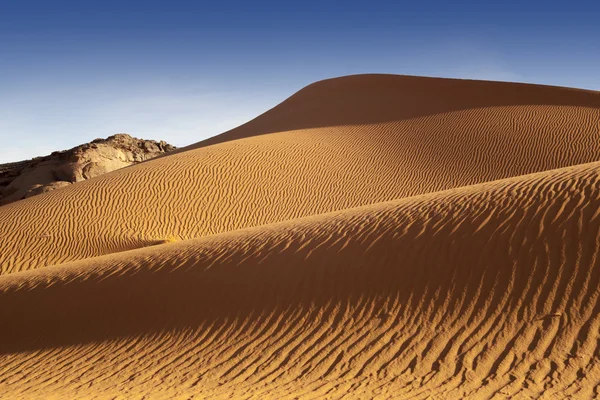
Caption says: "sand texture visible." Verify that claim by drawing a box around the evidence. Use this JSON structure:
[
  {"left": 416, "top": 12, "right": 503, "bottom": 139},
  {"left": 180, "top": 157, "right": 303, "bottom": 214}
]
[{"left": 1, "top": 74, "right": 600, "bottom": 398}]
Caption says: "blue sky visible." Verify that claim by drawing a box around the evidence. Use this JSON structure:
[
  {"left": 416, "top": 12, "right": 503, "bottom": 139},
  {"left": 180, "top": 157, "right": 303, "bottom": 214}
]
[{"left": 1, "top": 0, "right": 598, "bottom": 162}]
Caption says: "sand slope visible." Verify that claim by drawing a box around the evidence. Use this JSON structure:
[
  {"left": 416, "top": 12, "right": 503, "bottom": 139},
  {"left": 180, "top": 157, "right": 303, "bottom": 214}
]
[
  {"left": 1, "top": 75, "right": 600, "bottom": 398},
  {"left": 3, "top": 161, "right": 600, "bottom": 398},
  {"left": 1, "top": 75, "right": 599, "bottom": 274}
]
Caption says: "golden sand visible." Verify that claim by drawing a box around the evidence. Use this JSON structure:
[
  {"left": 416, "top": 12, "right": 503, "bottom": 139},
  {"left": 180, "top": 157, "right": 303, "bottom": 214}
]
[{"left": 1, "top": 74, "right": 600, "bottom": 398}]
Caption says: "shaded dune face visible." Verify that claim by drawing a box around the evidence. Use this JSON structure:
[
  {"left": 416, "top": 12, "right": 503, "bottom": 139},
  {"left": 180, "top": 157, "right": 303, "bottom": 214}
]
[
  {"left": 1, "top": 75, "right": 599, "bottom": 274},
  {"left": 1, "top": 75, "right": 600, "bottom": 399}
]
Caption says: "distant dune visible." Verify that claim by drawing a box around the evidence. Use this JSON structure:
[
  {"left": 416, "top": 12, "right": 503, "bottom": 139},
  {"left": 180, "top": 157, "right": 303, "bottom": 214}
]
[{"left": 1, "top": 74, "right": 600, "bottom": 398}]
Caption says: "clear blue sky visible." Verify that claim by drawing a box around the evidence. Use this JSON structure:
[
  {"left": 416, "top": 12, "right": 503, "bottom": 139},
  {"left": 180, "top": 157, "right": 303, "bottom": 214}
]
[{"left": 1, "top": 0, "right": 598, "bottom": 163}]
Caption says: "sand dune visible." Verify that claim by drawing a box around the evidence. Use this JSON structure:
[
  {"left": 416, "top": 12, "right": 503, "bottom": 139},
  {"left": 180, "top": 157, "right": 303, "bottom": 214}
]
[
  {"left": 1, "top": 75, "right": 599, "bottom": 274},
  {"left": 189, "top": 74, "right": 600, "bottom": 149},
  {"left": 3, "top": 161, "right": 600, "bottom": 398},
  {"left": 1, "top": 74, "right": 600, "bottom": 398}
]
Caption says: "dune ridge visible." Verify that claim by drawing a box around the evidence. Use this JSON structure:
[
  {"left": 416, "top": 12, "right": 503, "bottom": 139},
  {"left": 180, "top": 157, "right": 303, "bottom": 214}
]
[
  {"left": 188, "top": 74, "right": 600, "bottom": 148},
  {"left": 2, "top": 74, "right": 600, "bottom": 398}
]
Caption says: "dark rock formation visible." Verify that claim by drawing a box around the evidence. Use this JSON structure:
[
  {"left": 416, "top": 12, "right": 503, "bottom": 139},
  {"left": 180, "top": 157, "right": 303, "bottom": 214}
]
[{"left": 0, "top": 134, "right": 175, "bottom": 205}]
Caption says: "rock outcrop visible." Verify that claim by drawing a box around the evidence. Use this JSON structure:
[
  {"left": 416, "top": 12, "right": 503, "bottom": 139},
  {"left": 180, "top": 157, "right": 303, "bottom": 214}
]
[{"left": 0, "top": 134, "right": 175, "bottom": 205}]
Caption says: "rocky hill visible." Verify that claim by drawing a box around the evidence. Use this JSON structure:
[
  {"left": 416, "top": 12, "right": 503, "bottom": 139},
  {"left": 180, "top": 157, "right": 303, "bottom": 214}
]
[{"left": 0, "top": 134, "right": 175, "bottom": 205}]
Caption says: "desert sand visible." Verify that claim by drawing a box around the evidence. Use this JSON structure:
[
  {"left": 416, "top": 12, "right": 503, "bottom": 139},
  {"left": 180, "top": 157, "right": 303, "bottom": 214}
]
[{"left": 1, "top": 74, "right": 600, "bottom": 398}]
